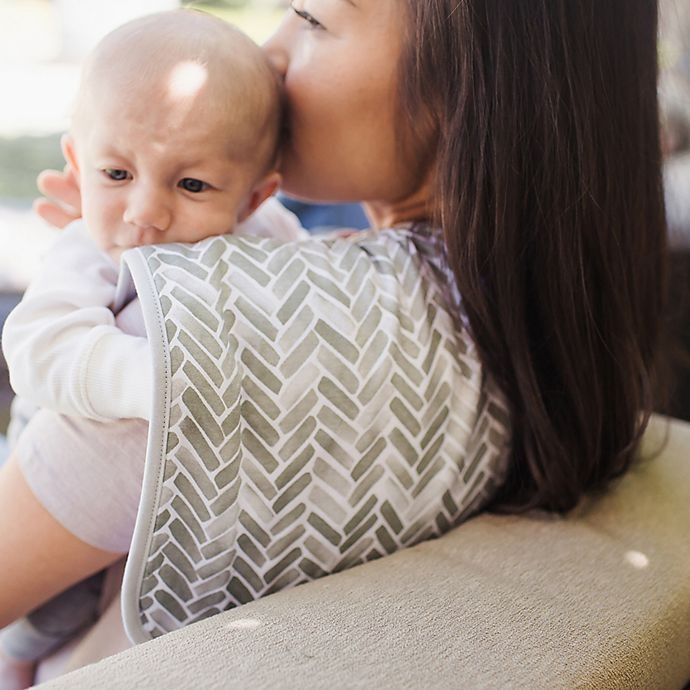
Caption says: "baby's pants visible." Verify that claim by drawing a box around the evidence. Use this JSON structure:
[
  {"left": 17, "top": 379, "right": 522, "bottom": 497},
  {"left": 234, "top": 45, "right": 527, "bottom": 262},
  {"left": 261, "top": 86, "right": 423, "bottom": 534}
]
[{"left": 0, "top": 573, "right": 103, "bottom": 662}]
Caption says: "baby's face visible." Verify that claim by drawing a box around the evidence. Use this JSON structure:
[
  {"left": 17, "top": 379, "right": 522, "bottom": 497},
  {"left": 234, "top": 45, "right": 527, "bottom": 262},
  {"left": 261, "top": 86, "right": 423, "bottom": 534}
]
[{"left": 69, "top": 92, "right": 266, "bottom": 261}]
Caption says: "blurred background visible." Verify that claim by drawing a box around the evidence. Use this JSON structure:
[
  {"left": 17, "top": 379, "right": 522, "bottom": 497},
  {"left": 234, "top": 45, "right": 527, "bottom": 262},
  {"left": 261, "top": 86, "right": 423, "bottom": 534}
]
[{"left": 0, "top": 0, "right": 688, "bottom": 432}]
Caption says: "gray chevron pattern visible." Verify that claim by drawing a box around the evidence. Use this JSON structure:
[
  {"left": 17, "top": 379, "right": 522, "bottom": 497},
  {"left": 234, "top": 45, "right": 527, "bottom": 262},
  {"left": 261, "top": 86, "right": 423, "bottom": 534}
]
[{"left": 131, "top": 227, "right": 510, "bottom": 639}]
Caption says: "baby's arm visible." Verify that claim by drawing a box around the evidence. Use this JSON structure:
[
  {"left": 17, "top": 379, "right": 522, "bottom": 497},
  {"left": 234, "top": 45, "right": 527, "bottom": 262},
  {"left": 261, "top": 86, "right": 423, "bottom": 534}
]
[{"left": 1, "top": 222, "right": 151, "bottom": 421}]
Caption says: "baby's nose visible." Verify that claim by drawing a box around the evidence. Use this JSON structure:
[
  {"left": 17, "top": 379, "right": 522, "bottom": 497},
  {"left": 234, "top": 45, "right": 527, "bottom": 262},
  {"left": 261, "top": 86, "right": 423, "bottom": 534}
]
[{"left": 124, "top": 188, "right": 171, "bottom": 231}]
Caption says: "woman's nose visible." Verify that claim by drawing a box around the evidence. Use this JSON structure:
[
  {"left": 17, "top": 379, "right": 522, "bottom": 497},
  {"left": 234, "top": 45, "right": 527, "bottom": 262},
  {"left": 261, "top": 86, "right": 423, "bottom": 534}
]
[
  {"left": 262, "top": 15, "right": 291, "bottom": 79},
  {"left": 123, "top": 187, "right": 171, "bottom": 231},
  {"left": 264, "top": 44, "right": 288, "bottom": 79}
]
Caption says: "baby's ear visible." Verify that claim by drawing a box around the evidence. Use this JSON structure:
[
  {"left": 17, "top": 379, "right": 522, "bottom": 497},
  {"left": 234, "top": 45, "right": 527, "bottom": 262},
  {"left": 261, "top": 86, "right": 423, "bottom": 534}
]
[
  {"left": 60, "top": 134, "right": 81, "bottom": 183},
  {"left": 238, "top": 171, "right": 281, "bottom": 222}
]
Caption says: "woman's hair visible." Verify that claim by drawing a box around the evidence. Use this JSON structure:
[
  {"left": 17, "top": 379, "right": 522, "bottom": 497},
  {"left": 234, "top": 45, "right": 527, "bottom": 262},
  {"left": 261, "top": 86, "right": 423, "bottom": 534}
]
[{"left": 400, "top": 0, "right": 667, "bottom": 512}]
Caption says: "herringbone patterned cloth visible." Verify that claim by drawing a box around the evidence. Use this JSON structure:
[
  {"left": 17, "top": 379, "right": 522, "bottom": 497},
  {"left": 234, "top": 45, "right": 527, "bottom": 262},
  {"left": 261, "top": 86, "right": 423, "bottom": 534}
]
[{"left": 122, "top": 226, "right": 510, "bottom": 641}]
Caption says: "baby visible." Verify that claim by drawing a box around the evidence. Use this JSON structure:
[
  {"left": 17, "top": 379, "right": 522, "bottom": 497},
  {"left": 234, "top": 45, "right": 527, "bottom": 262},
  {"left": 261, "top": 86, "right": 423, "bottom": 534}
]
[{"left": 0, "top": 10, "right": 305, "bottom": 687}]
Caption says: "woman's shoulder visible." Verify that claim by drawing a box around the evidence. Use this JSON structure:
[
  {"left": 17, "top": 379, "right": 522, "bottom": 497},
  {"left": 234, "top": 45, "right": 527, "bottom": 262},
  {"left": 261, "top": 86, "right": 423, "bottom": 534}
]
[{"left": 128, "top": 221, "right": 468, "bottom": 338}]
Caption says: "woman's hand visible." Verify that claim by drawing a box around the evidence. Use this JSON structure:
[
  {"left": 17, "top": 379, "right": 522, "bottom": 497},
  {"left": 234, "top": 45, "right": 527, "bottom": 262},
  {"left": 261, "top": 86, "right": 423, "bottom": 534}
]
[{"left": 33, "top": 165, "right": 82, "bottom": 228}]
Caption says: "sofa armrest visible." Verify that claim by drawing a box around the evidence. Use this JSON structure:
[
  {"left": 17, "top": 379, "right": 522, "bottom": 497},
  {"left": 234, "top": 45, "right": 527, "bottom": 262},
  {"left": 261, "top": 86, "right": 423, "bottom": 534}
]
[{"left": 42, "top": 415, "right": 690, "bottom": 689}]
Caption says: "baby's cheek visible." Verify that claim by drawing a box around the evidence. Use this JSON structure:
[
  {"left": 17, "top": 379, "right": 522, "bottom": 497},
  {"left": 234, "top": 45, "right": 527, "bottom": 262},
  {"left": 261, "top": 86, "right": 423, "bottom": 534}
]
[
  {"left": 82, "top": 193, "right": 119, "bottom": 252},
  {"left": 212, "top": 202, "right": 242, "bottom": 237},
  {"left": 180, "top": 204, "right": 238, "bottom": 242},
  {"left": 85, "top": 220, "right": 113, "bottom": 254}
]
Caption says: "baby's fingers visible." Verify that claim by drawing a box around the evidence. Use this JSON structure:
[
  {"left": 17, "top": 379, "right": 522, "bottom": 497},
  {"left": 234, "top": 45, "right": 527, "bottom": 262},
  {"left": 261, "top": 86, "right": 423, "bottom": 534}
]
[
  {"left": 37, "top": 167, "right": 81, "bottom": 212},
  {"left": 35, "top": 166, "right": 82, "bottom": 228},
  {"left": 33, "top": 197, "right": 80, "bottom": 229}
]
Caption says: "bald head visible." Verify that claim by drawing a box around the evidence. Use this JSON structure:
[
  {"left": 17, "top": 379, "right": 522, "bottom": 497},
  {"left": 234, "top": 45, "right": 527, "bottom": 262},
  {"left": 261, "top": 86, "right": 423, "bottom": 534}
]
[{"left": 72, "top": 10, "right": 281, "bottom": 172}]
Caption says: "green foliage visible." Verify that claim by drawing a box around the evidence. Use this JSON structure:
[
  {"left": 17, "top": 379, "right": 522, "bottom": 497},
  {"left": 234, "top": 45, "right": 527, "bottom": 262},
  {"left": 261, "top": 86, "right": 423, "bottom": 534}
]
[
  {"left": 0, "top": 133, "right": 64, "bottom": 199},
  {"left": 182, "top": 3, "right": 283, "bottom": 43},
  {"left": 192, "top": 0, "right": 251, "bottom": 7}
]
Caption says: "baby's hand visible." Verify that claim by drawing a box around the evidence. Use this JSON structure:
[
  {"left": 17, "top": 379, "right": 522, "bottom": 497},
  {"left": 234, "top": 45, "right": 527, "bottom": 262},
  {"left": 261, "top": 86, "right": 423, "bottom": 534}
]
[{"left": 33, "top": 165, "right": 81, "bottom": 229}]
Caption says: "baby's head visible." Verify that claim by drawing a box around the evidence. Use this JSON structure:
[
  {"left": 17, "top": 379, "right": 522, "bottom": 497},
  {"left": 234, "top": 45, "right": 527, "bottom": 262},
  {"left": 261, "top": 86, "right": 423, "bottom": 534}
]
[{"left": 63, "top": 11, "right": 281, "bottom": 259}]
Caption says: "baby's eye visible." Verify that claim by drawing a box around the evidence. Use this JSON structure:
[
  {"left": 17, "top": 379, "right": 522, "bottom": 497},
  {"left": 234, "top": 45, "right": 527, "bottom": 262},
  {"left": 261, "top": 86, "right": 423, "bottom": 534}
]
[
  {"left": 290, "top": 3, "right": 324, "bottom": 29},
  {"left": 178, "top": 178, "right": 209, "bottom": 193},
  {"left": 103, "top": 168, "right": 131, "bottom": 181}
]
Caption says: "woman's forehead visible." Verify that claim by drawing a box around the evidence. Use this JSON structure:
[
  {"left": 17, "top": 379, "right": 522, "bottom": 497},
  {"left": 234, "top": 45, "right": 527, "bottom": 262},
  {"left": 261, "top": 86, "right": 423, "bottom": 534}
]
[
  {"left": 329, "top": 0, "right": 401, "bottom": 19},
  {"left": 349, "top": 0, "right": 406, "bottom": 36}
]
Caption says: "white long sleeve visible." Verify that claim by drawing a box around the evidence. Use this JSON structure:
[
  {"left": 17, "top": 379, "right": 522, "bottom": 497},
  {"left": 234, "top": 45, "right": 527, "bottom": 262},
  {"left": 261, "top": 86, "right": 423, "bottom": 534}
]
[{"left": 1, "top": 221, "right": 152, "bottom": 421}]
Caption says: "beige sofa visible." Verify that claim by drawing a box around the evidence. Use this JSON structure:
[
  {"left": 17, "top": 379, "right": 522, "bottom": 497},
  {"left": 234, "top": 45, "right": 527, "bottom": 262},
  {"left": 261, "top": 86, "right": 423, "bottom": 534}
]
[{"left": 41, "top": 415, "right": 690, "bottom": 689}]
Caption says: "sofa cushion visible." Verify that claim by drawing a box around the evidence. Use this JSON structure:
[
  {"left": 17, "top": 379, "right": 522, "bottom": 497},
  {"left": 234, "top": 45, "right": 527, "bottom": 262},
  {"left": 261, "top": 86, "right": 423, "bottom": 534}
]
[{"left": 42, "top": 415, "right": 690, "bottom": 689}]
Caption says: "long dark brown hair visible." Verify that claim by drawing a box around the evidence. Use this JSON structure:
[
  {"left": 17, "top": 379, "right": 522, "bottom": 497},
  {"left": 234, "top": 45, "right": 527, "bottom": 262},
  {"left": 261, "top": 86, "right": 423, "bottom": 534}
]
[{"left": 400, "top": 0, "right": 667, "bottom": 512}]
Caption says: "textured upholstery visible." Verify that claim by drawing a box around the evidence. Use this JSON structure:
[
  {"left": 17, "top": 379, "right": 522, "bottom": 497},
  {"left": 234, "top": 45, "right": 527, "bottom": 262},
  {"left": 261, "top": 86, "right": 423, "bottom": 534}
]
[{"left": 41, "top": 416, "right": 690, "bottom": 689}]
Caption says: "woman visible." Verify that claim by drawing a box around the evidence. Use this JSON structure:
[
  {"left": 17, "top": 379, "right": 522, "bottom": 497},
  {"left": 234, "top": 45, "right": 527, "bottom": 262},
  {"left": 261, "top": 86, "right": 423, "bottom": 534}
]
[{"left": 0, "top": 0, "right": 665, "bottom": 637}]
